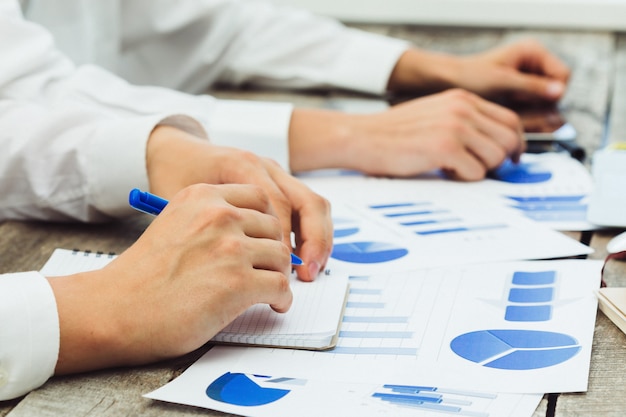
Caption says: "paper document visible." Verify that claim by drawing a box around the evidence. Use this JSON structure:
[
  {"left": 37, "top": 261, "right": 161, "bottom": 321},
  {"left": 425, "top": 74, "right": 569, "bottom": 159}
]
[
  {"left": 146, "top": 347, "right": 544, "bottom": 417},
  {"left": 176, "top": 259, "right": 601, "bottom": 394}
]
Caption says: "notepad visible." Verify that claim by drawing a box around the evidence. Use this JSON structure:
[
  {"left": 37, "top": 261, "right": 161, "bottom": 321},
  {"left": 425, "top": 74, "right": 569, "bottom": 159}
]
[{"left": 40, "top": 248, "right": 349, "bottom": 350}]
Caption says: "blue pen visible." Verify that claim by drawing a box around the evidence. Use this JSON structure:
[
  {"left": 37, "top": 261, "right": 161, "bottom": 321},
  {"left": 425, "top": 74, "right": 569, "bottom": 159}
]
[{"left": 128, "top": 188, "right": 304, "bottom": 266}]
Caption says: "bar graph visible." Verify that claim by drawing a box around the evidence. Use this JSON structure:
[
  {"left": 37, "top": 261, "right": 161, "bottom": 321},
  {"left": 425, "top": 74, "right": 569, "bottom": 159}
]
[
  {"left": 504, "top": 195, "right": 588, "bottom": 223},
  {"left": 367, "top": 201, "right": 511, "bottom": 238},
  {"left": 320, "top": 273, "right": 431, "bottom": 358},
  {"left": 371, "top": 384, "right": 497, "bottom": 416}
]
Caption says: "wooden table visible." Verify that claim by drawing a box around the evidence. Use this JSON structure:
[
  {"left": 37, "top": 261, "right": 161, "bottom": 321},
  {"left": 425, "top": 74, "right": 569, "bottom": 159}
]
[{"left": 2, "top": 25, "right": 626, "bottom": 417}]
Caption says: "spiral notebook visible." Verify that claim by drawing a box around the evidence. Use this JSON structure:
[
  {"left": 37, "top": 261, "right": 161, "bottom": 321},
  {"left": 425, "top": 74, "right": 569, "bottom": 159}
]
[{"left": 41, "top": 248, "right": 349, "bottom": 350}]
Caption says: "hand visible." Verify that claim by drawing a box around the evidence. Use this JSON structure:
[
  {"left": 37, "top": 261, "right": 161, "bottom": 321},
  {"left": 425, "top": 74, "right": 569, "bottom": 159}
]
[
  {"left": 388, "top": 38, "right": 571, "bottom": 102},
  {"left": 146, "top": 125, "right": 333, "bottom": 281},
  {"left": 48, "top": 184, "right": 294, "bottom": 373},
  {"left": 289, "top": 89, "right": 524, "bottom": 181}
]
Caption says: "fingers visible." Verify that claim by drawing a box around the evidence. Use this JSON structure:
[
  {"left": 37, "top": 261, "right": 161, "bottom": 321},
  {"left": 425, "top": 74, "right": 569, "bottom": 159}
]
[
  {"left": 495, "top": 39, "right": 571, "bottom": 101},
  {"left": 472, "top": 97, "right": 526, "bottom": 161},
  {"left": 247, "top": 269, "right": 294, "bottom": 313},
  {"left": 517, "top": 39, "right": 570, "bottom": 83},
  {"left": 263, "top": 159, "right": 334, "bottom": 282},
  {"left": 219, "top": 151, "right": 294, "bottom": 248},
  {"left": 437, "top": 90, "right": 525, "bottom": 180}
]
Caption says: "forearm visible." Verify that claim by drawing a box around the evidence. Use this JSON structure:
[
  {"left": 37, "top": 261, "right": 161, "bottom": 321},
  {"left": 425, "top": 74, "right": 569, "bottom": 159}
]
[
  {"left": 47, "top": 270, "right": 130, "bottom": 374},
  {"left": 387, "top": 48, "right": 460, "bottom": 93},
  {"left": 288, "top": 108, "right": 359, "bottom": 173}
]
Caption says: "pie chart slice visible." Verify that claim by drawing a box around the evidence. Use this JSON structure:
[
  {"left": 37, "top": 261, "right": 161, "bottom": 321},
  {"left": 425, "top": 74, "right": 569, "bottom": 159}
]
[
  {"left": 490, "top": 160, "right": 552, "bottom": 183},
  {"left": 333, "top": 218, "right": 360, "bottom": 238},
  {"left": 206, "top": 372, "right": 290, "bottom": 406},
  {"left": 331, "top": 241, "right": 409, "bottom": 264},
  {"left": 450, "top": 329, "right": 581, "bottom": 370}
]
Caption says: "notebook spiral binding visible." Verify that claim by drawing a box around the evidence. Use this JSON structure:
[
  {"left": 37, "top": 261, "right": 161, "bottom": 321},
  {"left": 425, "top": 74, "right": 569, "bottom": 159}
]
[{"left": 71, "top": 248, "right": 116, "bottom": 258}]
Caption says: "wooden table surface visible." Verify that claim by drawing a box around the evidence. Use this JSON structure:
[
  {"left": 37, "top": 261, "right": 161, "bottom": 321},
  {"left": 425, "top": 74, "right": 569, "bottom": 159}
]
[{"left": 2, "top": 25, "right": 626, "bottom": 417}]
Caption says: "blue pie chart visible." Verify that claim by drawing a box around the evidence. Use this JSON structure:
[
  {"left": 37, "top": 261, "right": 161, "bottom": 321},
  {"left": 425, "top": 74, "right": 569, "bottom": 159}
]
[
  {"left": 490, "top": 160, "right": 552, "bottom": 183},
  {"left": 450, "top": 329, "right": 580, "bottom": 370},
  {"left": 331, "top": 241, "right": 409, "bottom": 264},
  {"left": 333, "top": 217, "right": 360, "bottom": 238},
  {"left": 206, "top": 372, "right": 290, "bottom": 406}
]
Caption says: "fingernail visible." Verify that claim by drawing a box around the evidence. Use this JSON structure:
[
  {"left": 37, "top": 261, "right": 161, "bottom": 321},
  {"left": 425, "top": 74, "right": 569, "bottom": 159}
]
[
  {"left": 546, "top": 81, "right": 564, "bottom": 98},
  {"left": 308, "top": 261, "right": 320, "bottom": 278}
]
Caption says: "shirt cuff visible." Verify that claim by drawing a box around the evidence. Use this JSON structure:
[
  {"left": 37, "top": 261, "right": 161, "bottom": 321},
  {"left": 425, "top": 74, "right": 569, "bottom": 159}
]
[
  {"left": 328, "top": 29, "right": 410, "bottom": 95},
  {"left": 0, "top": 272, "right": 59, "bottom": 400},
  {"left": 204, "top": 99, "right": 294, "bottom": 171},
  {"left": 84, "top": 114, "right": 207, "bottom": 218}
]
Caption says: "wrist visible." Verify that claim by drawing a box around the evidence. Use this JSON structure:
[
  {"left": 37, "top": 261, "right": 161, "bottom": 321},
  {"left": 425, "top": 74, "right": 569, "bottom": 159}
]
[
  {"left": 48, "top": 270, "right": 128, "bottom": 374},
  {"left": 288, "top": 108, "right": 382, "bottom": 174},
  {"left": 288, "top": 108, "right": 356, "bottom": 172},
  {"left": 146, "top": 125, "right": 209, "bottom": 198},
  {"left": 387, "top": 48, "right": 460, "bottom": 93}
]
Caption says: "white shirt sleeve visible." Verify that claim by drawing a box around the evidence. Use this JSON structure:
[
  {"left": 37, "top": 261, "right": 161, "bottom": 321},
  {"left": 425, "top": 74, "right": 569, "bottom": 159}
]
[
  {"left": 118, "top": 0, "right": 409, "bottom": 166},
  {"left": 0, "top": 4, "right": 208, "bottom": 222},
  {"left": 118, "top": 0, "right": 410, "bottom": 95},
  {"left": 21, "top": 0, "right": 410, "bottom": 169},
  {"left": 0, "top": 272, "right": 59, "bottom": 401}
]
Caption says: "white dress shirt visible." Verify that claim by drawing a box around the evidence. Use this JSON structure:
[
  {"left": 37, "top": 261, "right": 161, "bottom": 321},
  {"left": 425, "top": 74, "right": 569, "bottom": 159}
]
[
  {"left": 0, "top": 0, "right": 409, "bottom": 400},
  {"left": 21, "top": 0, "right": 410, "bottom": 168}
]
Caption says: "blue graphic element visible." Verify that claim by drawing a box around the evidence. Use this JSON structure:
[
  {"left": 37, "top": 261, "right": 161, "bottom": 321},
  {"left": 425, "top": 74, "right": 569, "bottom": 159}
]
[
  {"left": 510, "top": 202, "right": 587, "bottom": 212},
  {"left": 504, "top": 270, "right": 556, "bottom": 322},
  {"left": 343, "top": 315, "right": 408, "bottom": 323},
  {"left": 450, "top": 330, "right": 581, "bottom": 370},
  {"left": 206, "top": 372, "right": 290, "bottom": 406},
  {"left": 490, "top": 160, "right": 552, "bottom": 183},
  {"left": 331, "top": 241, "right": 408, "bottom": 264},
  {"left": 520, "top": 210, "right": 588, "bottom": 222},
  {"left": 508, "top": 287, "right": 554, "bottom": 303},
  {"left": 507, "top": 195, "right": 586, "bottom": 203},
  {"left": 370, "top": 203, "right": 424, "bottom": 209},
  {"left": 329, "top": 346, "right": 418, "bottom": 355},
  {"left": 332, "top": 218, "right": 360, "bottom": 238},
  {"left": 415, "top": 223, "right": 508, "bottom": 235},
  {"left": 334, "top": 227, "right": 360, "bottom": 238},
  {"left": 512, "top": 271, "right": 556, "bottom": 285},
  {"left": 505, "top": 305, "right": 552, "bottom": 321},
  {"left": 384, "top": 210, "right": 445, "bottom": 217},
  {"left": 372, "top": 385, "right": 495, "bottom": 413},
  {"left": 339, "top": 331, "right": 414, "bottom": 338},
  {"left": 346, "top": 301, "right": 385, "bottom": 309},
  {"left": 505, "top": 195, "right": 589, "bottom": 223}
]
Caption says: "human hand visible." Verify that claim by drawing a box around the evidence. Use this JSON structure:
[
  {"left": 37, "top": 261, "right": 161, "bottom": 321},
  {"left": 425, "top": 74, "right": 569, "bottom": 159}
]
[
  {"left": 388, "top": 38, "right": 570, "bottom": 103},
  {"left": 48, "top": 184, "right": 294, "bottom": 373},
  {"left": 146, "top": 125, "right": 332, "bottom": 282},
  {"left": 289, "top": 89, "right": 524, "bottom": 181}
]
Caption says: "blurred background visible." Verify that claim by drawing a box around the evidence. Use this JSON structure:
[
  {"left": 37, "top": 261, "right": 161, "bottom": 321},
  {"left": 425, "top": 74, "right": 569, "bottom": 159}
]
[{"left": 273, "top": 0, "right": 626, "bottom": 30}]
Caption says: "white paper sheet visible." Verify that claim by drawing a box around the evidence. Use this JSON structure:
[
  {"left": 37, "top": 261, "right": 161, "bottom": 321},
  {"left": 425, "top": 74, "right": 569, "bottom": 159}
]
[
  {"left": 163, "top": 259, "right": 600, "bottom": 395},
  {"left": 304, "top": 179, "right": 591, "bottom": 276},
  {"left": 146, "top": 348, "right": 543, "bottom": 417},
  {"left": 299, "top": 152, "right": 596, "bottom": 232}
]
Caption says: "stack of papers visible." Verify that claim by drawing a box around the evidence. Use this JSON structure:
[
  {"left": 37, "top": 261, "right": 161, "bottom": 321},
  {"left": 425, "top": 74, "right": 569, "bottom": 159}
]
[{"left": 45, "top": 153, "right": 603, "bottom": 417}]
